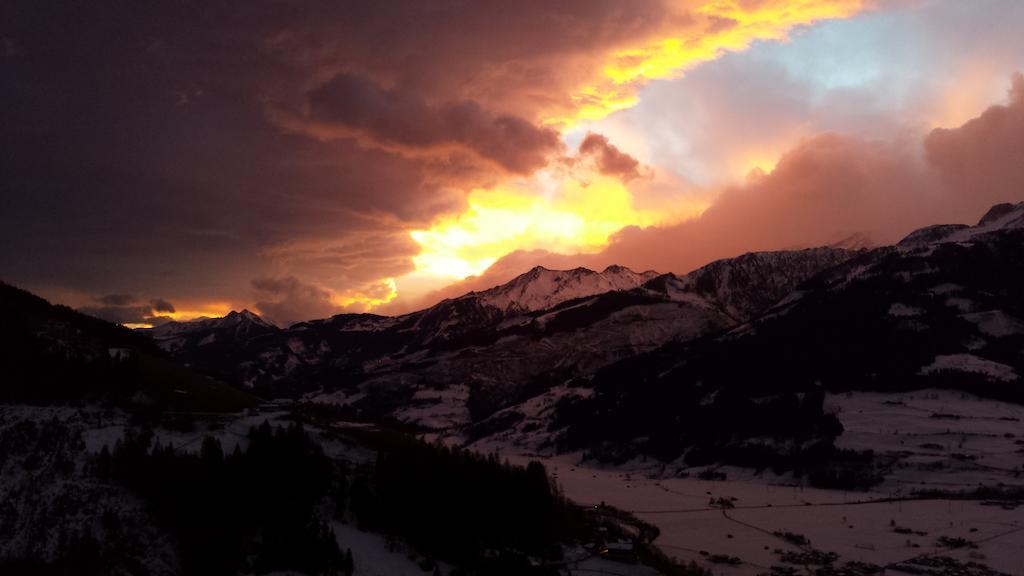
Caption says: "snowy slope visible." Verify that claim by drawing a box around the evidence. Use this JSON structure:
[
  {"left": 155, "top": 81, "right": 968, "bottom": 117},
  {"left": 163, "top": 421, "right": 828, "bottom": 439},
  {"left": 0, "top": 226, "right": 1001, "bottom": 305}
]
[
  {"left": 469, "top": 265, "right": 660, "bottom": 313},
  {"left": 0, "top": 406, "right": 179, "bottom": 574},
  {"left": 647, "top": 247, "right": 855, "bottom": 322},
  {"left": 898, "top": 201, "right": 1024, "bottom": 247},
  {"left": 545, "top": 202, "right": 1024, "bottom": 471}
]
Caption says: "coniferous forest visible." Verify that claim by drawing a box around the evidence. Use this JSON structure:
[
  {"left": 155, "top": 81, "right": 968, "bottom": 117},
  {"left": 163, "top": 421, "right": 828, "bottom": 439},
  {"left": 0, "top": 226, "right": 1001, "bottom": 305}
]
[{"left": 49, "top": 422, "right": 587, "bottom": 576}]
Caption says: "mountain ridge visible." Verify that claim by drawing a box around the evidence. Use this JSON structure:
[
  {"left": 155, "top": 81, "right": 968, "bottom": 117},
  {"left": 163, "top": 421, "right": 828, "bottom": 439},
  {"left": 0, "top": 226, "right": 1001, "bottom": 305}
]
[{"left": 117, "top": 202, "right": 1024, "bottom": 448}]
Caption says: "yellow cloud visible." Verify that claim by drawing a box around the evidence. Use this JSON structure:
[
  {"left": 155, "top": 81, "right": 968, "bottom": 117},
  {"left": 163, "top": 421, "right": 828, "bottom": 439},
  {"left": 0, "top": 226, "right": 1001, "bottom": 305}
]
[
  {"left": 410, "top": 177, "right": 663, "bottom": 279},
  {"left": 549, "top": 0, "right": 868, "bottom": 127},
  {"left": 119, "top": 302, "right": 237, "bottom": 329},
  {"left": 330, "top": 278, "right": 398, "bottom": 311}
]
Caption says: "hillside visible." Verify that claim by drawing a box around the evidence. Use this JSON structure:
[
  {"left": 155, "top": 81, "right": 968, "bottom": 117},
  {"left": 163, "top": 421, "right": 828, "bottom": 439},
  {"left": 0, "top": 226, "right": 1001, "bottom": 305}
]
[{"left": 0, "top": 282, "right": 258, "bottom": 412}]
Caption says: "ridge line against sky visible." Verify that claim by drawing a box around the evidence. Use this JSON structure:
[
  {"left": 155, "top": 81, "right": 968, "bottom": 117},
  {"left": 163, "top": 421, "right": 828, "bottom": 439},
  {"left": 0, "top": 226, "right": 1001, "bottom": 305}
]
[{"left": 3, "top": 0, "right": 1024, "bottom": 327}]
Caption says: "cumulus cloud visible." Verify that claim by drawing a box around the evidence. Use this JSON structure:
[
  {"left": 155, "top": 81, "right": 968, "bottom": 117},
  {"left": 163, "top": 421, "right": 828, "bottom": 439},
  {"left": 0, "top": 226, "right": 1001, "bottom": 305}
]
[
  {"left": 600, "top": 75, "right": 1024, "bottom": 270},
  {"left": 576, "top": 133, "right": 643, "bottom": 182},
  {"left": 923, "top": 73, "right": 1024, "bottom": 214},
  {"left": 596, "top": 135, "right": 934, "bottom": 273},
  {"left": 97, "top": 294, "right": 135, "bottom": 306},
  {"left": 149, "top": 298, "right": 176, "bottom": 313}
]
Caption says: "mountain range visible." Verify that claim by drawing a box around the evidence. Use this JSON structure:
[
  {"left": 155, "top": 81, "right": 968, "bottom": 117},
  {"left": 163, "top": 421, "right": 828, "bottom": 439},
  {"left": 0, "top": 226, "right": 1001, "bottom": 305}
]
[
  {"left": 126, "top": 202, "right": 1024, "bottom": 467},
  {"left": 2, "top": 202, "right": 1021, "bottom": 470}
]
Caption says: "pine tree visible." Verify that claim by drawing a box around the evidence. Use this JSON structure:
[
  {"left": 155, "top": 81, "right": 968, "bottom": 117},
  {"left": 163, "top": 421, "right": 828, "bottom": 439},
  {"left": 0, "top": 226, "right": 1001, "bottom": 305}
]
[{"left": 343, "top": 548, "right": 354, "bottom": 576}]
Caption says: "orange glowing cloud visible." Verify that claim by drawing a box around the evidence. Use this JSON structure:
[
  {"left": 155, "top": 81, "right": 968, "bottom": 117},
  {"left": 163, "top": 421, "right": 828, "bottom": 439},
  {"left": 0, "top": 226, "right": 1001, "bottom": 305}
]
[
  {"left": 329, "top": 278, "right": 398, "bottom": 311},
  {"left": 159, "top": 303, "right": 235, "bottom": 322}
]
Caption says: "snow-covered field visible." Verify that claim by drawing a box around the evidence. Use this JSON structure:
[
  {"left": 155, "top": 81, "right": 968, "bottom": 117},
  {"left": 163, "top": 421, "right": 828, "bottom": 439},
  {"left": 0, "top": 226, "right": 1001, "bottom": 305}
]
[
  {"left": 495, "top": 389, "right": 1024, "bottom": 575},
  {"left": 496, "top": 454, "right": 1024, "bottom": 575},
  {"left": 331, "top": 521, "right": 444, "bottom": 576},
  {"left": 394, "top": 384, "right": 471, "bottom": 430},
  {"left": 828, "top": 389, "right": 1024, "bottom": 491}
]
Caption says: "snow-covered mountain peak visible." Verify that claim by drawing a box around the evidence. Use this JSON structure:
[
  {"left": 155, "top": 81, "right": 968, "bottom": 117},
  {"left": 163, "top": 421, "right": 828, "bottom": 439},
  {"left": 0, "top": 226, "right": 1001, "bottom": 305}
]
[
  {"left": 648, "top": 247, "right": 857, "bottom": 321},
  {"left": 223, "top": 309, "right": 274, "bottom": 328},
  {"left": 978, "top": 202, "right": 1024, "bottom": 227},
  {"left": 899, "top": 201, "right": 1024, "bottom": 247},
  {"left": 469, "top": 264, "right": 659, "bottom": 313},
  {"left": 897, "top": 224, "right": 971, "bottom": 247},
  {"left": 148, "top": 309, "right": 277, "bottom": 346}
]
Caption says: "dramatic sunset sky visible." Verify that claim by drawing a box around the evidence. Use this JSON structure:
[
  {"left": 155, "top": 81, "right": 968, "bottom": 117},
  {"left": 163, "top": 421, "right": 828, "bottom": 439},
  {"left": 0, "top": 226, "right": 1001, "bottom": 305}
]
[{"left": 3, "top": 1, "right": 1024, "bottom": 326}]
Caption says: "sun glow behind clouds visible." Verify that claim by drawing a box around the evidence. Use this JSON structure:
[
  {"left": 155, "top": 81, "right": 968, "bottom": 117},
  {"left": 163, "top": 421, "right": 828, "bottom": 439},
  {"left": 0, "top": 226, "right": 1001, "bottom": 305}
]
[
  {"left": 410, "top": 177, "right": 663, "bottom": 280},
  {"left": 329, "top": 278, "right": 398, "bottom": 311},
  {"left": 121, "top": 302, "right": 237, "bottom": 329},
  {"left": 404, "top": 0, "right": 870, "bottom": 291}
]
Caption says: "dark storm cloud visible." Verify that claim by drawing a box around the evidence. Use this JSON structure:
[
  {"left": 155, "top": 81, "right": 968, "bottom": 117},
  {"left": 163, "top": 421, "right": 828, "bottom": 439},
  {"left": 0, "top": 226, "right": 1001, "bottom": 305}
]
[
  {"left": 264, "top": 1, "right": 671, "bottom": 119},
  {"left": 150, "top": 298, "right": 176, "bottom": 313},
  {"left": 251, "top": 276, "right": 338, "bottom": 327},
  {"left": 97, "top": 294, "right": 135, "bottom": 306},
  {"left": 79, "top": 294, "right": 176, "bottom": 326},
  {"left": 267, "top": 231, "right": 419, "bottom": 286},
  {"left": 0, "top": 2, "right": 477, "bottom": 308},
  {"left": 296, "top": 73, "right": 562, "bottom": 174},
  {"left": 0, "top": 0, "right": 676, "bottom": 316}
]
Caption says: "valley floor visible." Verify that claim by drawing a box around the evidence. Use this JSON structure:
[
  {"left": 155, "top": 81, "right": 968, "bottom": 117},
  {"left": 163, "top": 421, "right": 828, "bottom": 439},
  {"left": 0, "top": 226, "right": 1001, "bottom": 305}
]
[
  {"left": 495, "top": 388, "right": 1024, "bottom": 575},
  {"left": 513, "top": 455, "right": 1023, "bottom": 575},
  {"left": 4, "top": 387, "right": 1023, "bottom": 575}
]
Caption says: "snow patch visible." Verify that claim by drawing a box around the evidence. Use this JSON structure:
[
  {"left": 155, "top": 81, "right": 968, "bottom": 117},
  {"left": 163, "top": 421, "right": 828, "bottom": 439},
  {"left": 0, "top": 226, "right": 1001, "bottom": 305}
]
[
  {"left": 962, "top": 310, "right": 1024, "bottom": 338},
  {"left": 470, "top": 265, "right": 658, "bottom": 314},
  {"left": 394, "top": 384, "right": 471, "bottom": 430},
  {"left": 929, "top": 283, "right": 963, "bottom": 295},
  {"left": 887, "top": 303, "right": 923, "bottom": 317},
  {"left": 331, "top": 521, "right": 439, "bottom": 576},
  {"left": 919, "top": 354, "right": 1018, "bottom": 382},
  {"left": 944, "top": 297, "right": 977, "bottom": 312}
]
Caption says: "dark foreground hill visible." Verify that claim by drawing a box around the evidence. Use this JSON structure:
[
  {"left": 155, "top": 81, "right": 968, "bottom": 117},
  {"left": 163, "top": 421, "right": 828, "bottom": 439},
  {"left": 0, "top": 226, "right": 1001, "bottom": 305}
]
[{"left": 0, "top": 282, "right": 257, "bottom": 413}]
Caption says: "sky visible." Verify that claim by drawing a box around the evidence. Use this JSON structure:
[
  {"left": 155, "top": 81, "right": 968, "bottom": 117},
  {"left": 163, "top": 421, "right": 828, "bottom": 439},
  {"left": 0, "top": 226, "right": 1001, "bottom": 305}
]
[{"left": 2, "top": 0, "right": 1024, "bottom": 326}]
